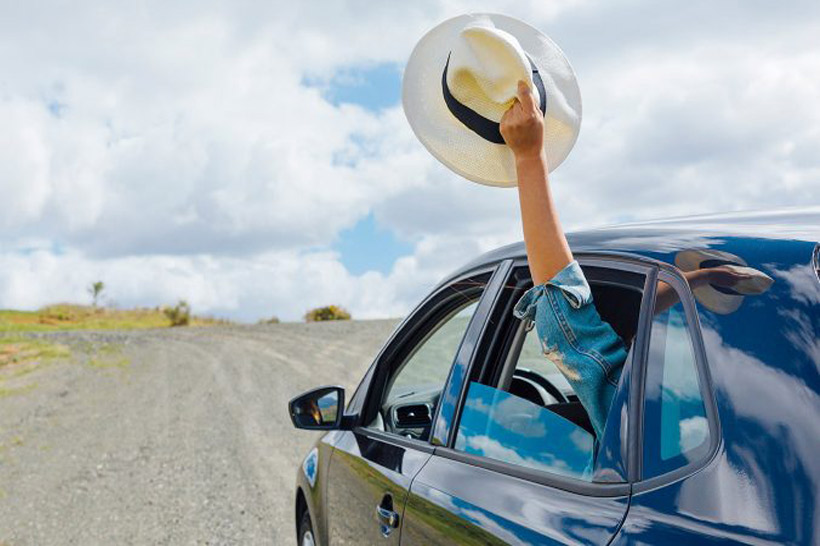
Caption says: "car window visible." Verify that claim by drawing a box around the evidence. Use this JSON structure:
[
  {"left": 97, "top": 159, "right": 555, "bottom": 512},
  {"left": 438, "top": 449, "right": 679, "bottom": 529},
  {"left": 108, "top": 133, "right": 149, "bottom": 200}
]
[
  {"left": 455, "top": 381, "right": 594, "bottom": 480},
  {"left": 370, "top": 297, "right": 481, "bottom": 440},
  {"left": 451, "top": 264, "right": 645, "bottom": 483},
  {"left": 642, "top": 280, "right": 711, "bottom": 479},
  {"left": 514, "top": 327, "right": 574, "bottom": 401},
  {"left": 452, "top": 320, "right": 596, "bottom": 482},
  {"left": 386, "top": 301, "right": 478, "bottom": 402}
]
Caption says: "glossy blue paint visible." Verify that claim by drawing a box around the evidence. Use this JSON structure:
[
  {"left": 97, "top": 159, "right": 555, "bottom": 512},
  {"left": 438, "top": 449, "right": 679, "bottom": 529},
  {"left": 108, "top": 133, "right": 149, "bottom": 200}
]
[
  {"left": 293, "top": 208, "right": 819, "bottom": 545},
  {"left": 402, "top": 454, "right": 629, "bottom": 545},
  {"left": 616, "top": 236, "right": 820, "bottom": 544}
]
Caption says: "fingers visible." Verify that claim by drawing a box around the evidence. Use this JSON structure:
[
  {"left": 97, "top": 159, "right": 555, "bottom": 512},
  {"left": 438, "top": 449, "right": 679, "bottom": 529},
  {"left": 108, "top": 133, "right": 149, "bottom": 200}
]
[
  {"left": 500, "top": 104, "right": 513, "bottom": 124},
  {"left": 517, "top": 80, "right": 536, "bottom": 110},
  {"left": 718, "top": 265, "right": 753, "bottom": 279},
  {"left": 706, "top": 267, "right": 753, "bottom": 287}
]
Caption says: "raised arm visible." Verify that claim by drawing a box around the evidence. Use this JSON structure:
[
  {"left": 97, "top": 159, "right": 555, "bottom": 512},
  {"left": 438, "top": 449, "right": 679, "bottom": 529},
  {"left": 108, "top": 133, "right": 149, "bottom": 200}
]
[{"left": 500, "top": 81, "right": 573, "bottom": 286}]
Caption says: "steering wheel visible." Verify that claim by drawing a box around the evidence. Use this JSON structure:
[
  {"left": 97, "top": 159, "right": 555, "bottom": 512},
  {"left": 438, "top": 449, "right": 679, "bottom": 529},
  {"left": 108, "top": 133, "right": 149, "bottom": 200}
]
[{"left": 512, "top": 369, "right": 568, "bottom": 405}]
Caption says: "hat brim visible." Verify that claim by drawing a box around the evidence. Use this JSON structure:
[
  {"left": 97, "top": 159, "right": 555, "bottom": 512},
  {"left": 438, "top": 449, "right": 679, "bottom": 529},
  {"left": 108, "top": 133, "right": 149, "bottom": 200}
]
[
  {"left": 691, "top": 284, "right": 744, "bottom": 315},
  {"left": 403, "top": 13, "right": 582, "bottom": 187}
]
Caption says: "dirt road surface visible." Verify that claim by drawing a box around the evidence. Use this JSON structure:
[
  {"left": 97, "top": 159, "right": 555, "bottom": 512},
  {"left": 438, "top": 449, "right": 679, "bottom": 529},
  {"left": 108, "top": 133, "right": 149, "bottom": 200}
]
[{"left": 0, "top": 320, "right": 400, "bottom": 545}]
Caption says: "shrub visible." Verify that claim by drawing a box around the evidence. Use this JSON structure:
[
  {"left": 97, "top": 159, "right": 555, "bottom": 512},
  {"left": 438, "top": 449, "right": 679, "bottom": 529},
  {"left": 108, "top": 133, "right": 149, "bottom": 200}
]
[
  {"left": 39, "top": 305, "right": 77, "bottom": 323},
  {"left": 88, "top": 281, "right": 105, "bottom": 307},
  {"left": 38, "top": 304, "right": 101, "bottom": 325},
  {"left": 304, "top": 305, "right": 351, "bottom": 322},
  {"left": 259, "top": 316, "right": 280, "bottom": 325},
  {"left": 164, "top": 300, "right": 191, "bottom": 327}
]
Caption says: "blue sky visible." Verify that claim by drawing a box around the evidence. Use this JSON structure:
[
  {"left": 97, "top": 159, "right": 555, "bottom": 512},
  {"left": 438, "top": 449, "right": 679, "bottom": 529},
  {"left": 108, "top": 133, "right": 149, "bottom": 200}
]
[
  {"left": 306, "top": 63, "right": 413, "bottom": 276},
  {"left": 332, "top": 212, "right": 413, "bottom": 275},
  {"left": 306, "top": 62, "right": 402, "bottom": 112},
  {"left": 1, "top": 1, "right": 818, "bottom": 321}
]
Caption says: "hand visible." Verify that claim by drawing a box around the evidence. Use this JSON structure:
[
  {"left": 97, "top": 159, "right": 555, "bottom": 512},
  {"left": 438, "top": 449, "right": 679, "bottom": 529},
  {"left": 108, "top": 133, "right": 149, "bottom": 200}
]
[
  {"left": 500, "top": 80, "right": 545, "bottom": 161},
  {"left": 688, "top": 266, "right": 753, "bottom": 289}
]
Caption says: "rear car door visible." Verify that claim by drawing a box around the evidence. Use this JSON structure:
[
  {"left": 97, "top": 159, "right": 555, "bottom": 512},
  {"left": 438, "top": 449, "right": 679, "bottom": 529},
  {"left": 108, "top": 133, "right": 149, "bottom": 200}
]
[
  {"left": 612, "top": 270, "right": 725, "bottom": 544},
  {"left": 325, "top": 263, "right": 504, "bottom": 544},
  {"left": 400, "top": 257, "right": 654, "bottom": 544}
]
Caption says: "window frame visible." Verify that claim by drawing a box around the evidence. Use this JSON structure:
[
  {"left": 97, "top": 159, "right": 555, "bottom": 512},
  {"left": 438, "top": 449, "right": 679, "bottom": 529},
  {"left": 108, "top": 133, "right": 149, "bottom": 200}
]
[
  {"left": 434, "top": 253, "right": 657, "bottom": 497},
  {"left": 354, "top": 262, "right": 501, "bottom": 450},
  {"left": 631, "top": 266, "right": 722, "bottom": 493}
]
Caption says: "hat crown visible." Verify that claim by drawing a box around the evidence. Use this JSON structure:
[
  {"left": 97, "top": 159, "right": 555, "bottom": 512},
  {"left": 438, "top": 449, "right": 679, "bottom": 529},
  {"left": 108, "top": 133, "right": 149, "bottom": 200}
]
[
  {"left": 447, "top": 22, "right": 537, "bottom": 122},
  {"left": 402, "top": 13, "right": 582, "bottom": 186}
]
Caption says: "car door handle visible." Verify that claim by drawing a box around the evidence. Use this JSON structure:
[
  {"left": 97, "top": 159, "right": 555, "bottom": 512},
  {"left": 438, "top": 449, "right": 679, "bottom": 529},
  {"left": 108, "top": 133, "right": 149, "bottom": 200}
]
[{"left": 376, "top": 505, "right": 399, "bottom": 537}]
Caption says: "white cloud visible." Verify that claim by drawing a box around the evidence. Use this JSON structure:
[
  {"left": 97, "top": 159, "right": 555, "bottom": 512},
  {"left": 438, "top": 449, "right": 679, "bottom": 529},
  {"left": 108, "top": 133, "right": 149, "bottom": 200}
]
[
  {"left": 678, "top": 416, "right": 709, "bottom": 454},
  {"left": 1, "top": 0, "right": 818, "bottom": 320},
  {"left": 0, "top": 246, "right": 447, "bottom": 322}
]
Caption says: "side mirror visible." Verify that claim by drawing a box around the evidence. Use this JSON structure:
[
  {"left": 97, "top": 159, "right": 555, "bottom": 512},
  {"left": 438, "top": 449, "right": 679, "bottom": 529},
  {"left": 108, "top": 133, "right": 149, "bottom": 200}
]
[{"left": 289, "top": 386, "right": 346, "bottom": 430}]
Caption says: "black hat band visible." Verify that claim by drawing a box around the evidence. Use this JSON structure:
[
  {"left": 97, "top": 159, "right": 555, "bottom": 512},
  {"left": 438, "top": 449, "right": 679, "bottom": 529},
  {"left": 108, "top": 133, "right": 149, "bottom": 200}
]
[{"left": 442, "top": 53, "right": 547, "bottom": 145}]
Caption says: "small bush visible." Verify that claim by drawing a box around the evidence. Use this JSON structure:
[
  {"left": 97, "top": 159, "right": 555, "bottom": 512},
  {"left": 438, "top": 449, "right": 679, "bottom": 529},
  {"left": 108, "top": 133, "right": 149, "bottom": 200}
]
[
  {"left": 37, "top": 304, "right": 102, "bottom": 325},
  {"left": 304, "top": 305, "right": 351, "bottom": 322},
  {"left": 88, "top": 281, "right": 105, "bottom": 307},
  {"left": 259, "top": 316, "right": 280, "bottom": 325},
  {"left": 39, "top": 306, "right": 76, "bottom": 323},
  {"left": 164, "top": 300, "right": 191, "bottom": 327}
]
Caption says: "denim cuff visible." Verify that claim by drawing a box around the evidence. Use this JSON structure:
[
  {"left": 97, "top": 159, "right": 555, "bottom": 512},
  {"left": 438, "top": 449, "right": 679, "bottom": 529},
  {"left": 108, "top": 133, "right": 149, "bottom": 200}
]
[{"left": 513, "top": 260, "right": 592, "bottom": 320}]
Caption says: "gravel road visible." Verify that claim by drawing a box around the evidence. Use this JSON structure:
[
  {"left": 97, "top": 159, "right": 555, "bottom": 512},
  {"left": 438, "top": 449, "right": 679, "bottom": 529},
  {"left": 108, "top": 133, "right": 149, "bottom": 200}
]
[{"left": 0, "top": 320, "right": 400, "bottom": 545}]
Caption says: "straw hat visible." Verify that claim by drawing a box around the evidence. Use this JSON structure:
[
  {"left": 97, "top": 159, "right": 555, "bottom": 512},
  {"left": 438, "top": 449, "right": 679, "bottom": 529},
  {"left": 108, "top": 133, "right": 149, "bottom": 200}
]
[
  {"left": 675, "top": 249, "right": 774, "bottom": 314},
  {"left": 403, "top": 13, "right": 582, "bottom": 187}
]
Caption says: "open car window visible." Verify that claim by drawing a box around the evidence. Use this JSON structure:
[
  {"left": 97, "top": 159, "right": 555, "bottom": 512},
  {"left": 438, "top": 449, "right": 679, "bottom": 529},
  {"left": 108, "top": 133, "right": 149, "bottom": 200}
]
[
  {"left": 513, "top": 328, "right": 574, "bottom": 401},
  {"left": 451, "top": 260, "right": 646, "bottom": 483}
]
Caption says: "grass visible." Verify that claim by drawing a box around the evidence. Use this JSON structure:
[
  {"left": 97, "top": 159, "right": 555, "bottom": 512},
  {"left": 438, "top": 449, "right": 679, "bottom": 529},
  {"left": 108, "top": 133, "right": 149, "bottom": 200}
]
[
  {"left": 0, "top": 304, "right": 232, "bottom": 333},
  {"left": 0, "top": 335, "right": 70, "bottom": 368},
  {"left": 0, "top": 382, "right": 38, "bottom": 398},
  {"left": 0, "top": 334, "right": 134, "bottom": 398},
  {"left": 85, "top": 343, "right": 131, "bottom": 369},
  {"left": 0, "top": 335, "right": 70, "bottom": 397}
]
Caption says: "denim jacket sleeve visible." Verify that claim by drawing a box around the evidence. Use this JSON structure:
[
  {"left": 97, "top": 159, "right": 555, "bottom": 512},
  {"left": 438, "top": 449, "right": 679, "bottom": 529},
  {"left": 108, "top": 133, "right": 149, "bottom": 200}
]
[{"left": 513, "top": 260, "right": 628, "bottom": 439}]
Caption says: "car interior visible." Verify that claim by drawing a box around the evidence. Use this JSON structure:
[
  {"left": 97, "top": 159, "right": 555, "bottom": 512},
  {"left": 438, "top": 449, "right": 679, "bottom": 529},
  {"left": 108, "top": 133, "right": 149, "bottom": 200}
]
[{"left": 499, "top": 280, "right": 643, "bottom": 436}]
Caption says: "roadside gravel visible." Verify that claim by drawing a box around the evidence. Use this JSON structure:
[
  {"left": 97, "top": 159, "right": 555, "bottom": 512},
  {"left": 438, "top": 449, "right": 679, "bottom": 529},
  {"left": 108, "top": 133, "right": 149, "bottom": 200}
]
[{"left": 0, "top": 320, "right": 400, "bottom": 545}]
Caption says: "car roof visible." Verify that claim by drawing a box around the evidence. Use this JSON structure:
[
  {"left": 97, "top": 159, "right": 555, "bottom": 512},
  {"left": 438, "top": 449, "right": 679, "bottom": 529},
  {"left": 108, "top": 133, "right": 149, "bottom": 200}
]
[{"left": 451, "top": 207, "right": 820, "bottom": 277}]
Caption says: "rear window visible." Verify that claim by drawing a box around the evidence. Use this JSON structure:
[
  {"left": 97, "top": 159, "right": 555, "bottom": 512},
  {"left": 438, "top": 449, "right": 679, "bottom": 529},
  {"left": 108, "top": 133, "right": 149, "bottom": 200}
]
[{"left": 642, "top": 280, "right": 711, "bottom": 479}]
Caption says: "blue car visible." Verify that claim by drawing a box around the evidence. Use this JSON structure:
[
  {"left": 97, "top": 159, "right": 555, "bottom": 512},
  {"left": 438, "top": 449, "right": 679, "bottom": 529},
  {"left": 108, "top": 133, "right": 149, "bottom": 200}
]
[{"left": 289, "top": 209, "right": 819, "bottom": 545}]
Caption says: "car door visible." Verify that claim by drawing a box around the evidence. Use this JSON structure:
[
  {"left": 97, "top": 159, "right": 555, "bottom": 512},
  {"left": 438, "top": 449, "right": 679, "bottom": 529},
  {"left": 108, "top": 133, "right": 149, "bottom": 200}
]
[
  {"left": 324, "top": 263, "right": 505, "bottom": 544},
  {"left": 400, "top": 257, "right": 655, "bottom": 545},
  {"left": 611, "top": 271, "right": 725, "bottom": 544}
]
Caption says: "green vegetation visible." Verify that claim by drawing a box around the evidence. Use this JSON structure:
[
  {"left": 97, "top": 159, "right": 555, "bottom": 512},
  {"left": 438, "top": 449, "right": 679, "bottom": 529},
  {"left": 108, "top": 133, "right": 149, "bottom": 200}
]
[
  {"left": 88, "top": 280, "right": 105, "bottom": 307},
  {"left": 0, "top": 304, "right": 230, "bottom": 333},
  {"left": 259, "top": 316, "right": 280, "bottom": 324},
  {"left": 0, "top": 336, "right": 71, "bottom": 397},
  {"left": 0, "top": 336, "right": 70, "bottom": 368},
  {"left": 304, "top": 305, "right": 351, "bottom": 322},
  {"left": 163, "top": 300, "right": 191, "bottom": 327},
  {"left": 85, "top": 343, "right": 131, "bottom": 369}
]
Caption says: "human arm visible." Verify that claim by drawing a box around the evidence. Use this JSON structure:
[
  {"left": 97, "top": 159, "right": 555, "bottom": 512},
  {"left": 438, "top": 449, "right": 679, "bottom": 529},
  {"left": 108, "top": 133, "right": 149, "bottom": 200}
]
[
  {"left": 500, "top": 80, "right": 573, "bottom": 286},
  {"left": 503, "top": 81, "right": 626, "bottom": 439}
]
